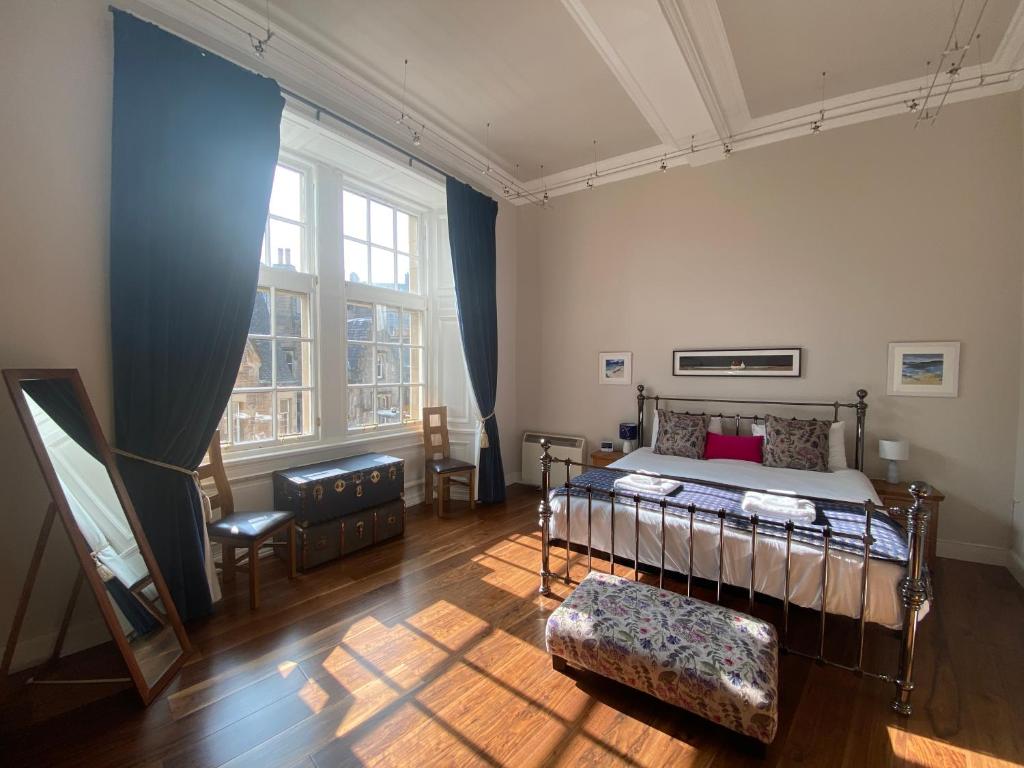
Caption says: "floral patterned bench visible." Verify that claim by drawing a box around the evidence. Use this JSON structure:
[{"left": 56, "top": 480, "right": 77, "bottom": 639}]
[{"left": 545, "top": 571, "right": 779, "bottom": 744}]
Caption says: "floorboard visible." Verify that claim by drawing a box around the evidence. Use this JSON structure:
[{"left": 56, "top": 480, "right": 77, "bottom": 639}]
[{"left": 1, "top": 485, "right": 1021, "bottom": 767}]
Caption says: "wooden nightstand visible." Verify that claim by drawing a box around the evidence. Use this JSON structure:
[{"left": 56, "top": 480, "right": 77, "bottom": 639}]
[
  {"left": 590, "top": 450, "right": 625, "bottom": 468},
  {"left": 870, "top": 478, "right": 945, "bottom": 569}
]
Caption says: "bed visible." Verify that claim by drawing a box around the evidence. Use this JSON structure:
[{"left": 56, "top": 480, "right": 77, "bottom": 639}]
[{"left": 537, "top": 386, "right": 935, "bottom": 716}]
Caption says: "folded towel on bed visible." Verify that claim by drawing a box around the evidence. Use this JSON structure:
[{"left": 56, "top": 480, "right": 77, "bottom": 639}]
[
  {"left": 613, "top": 473, "right": 683, "bottom": 497},
  {"left": 740, "top": 491, "right": 817, "bottom": 524}
]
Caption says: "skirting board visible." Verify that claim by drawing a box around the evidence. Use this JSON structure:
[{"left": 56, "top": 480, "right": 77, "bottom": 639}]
[
  {"left": 937, "top": 538, "right": 1009, "bottom": 566},
  {"left": 1008, "top": 548, "right": 1024, "bottom": 589}
]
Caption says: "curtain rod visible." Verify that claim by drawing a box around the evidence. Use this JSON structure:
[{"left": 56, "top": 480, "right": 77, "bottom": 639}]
[{"left": 107, "top": 5, "right": 461, "bottom": 186}]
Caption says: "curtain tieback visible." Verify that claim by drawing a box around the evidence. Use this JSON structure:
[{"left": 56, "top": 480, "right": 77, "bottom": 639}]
[
  {"left": 113, "top": 448, "right": 197, "bottom": 479},
  {"left": 478, "top": 411, "right": 495, "bottom": 449}
]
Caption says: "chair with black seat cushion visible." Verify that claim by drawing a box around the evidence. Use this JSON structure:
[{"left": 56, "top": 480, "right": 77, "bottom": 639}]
[
  {"left": 422, "top": 406, "right": 476, "bottom": 517},
  {"left": 200, "top": 431, "right": 296, "bottom": 609}
]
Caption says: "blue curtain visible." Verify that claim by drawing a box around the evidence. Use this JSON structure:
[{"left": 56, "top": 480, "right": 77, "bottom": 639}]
[
  {"left": 109, "top": 11, "right": 283, "bottom": 621},
  {"left": 445, "top": 178, "right": 506, "bottom": 503}
]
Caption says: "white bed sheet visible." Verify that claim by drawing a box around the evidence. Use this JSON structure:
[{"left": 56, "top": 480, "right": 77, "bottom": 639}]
[{"left": 548, "top": 448, "right": 926, "bottom": 629}]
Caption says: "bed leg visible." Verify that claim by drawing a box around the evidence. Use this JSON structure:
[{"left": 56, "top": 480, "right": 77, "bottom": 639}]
[
  {"left": 552, "top": 655, "right": 568, "bottom": 673},
  {"left": 539, "top": 440, "right": 553, "bottom": 596},
  {"left": 891, "top": 482, "right": 931, "bottom": 716}
]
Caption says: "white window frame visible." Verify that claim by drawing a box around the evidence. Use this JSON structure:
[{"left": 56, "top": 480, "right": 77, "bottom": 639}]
[
  {"left": 341, "top": 183, "right": 429, "bottom": 436},
  {"left": 222, "top": 155, "right": 320, "bottom": 457}
]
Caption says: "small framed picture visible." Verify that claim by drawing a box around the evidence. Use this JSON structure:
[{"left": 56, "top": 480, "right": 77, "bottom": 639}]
[
  {"left": 599, "top": 352, "right": 632, "bottom": 385},
  {"left": 887, "top": 342, "right": 960, "bottom": 397}
]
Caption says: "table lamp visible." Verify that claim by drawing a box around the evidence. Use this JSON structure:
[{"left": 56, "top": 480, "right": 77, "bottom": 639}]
[
  {"left": 878, "top": 438, "right": 909, "bottom": 484},
  {"left": 619, "top": 422, "right": 638, "bottom": 454}
]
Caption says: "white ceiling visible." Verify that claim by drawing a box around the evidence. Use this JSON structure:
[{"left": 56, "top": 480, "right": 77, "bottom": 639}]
[
  {"left": 719, "top": 0, "right": 1020, "bottom": 117},
  {"left": 154, "top": 0, "right": 1024, "bottom": 201}
]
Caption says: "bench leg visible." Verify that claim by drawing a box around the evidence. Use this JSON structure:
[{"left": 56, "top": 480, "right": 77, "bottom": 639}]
[{"left": 551, "top": 655, "right": 568, "bottom": 673}]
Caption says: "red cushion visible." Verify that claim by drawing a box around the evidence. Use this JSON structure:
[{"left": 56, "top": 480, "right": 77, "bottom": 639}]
[{"left": 703, "top": 431, "right": 764, "bottom": 463}]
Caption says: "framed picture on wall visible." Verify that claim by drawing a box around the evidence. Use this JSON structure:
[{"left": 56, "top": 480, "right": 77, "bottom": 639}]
[
  {"left": 598, "top": 352, "right": 632, "bottom": 385},
  {"left": 672, "top": 348, "right": 802, "bottom": 377},
  {"left": 887, "top": 341, "right": 960, "bottom": 397}
]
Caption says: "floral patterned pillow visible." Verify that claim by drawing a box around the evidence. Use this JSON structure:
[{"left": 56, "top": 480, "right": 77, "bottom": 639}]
[
  {"left": 762, "top": 415, "right": 830, "bottom": 472},
  {"left": 653, "top": 411, "right": 709, "bottom": 459}
]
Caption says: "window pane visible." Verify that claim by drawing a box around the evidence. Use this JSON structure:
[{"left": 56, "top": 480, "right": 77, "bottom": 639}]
[
  {"left": 250, "top": 288, "right": 271, "bottom": 335},
  {"left": 275, "top": 340, "right": 310, "bottom": 387},
  {"left": 370, "top": 247, "right": 395, "bottom": 290},
  {"left": 228, "top": 391, "right": 273, "bottom": 444},
  {"left": 275, "top": 291, "right": 309, "bottom": 337},
  {"left": 344, "top": 239, "right": 369, "bottom": 284},
  {"left": 269, "top": 218, "right": 302, "bottom": 271},
  {"left": 402, "top": 385, "right": 423, "bottom": 422},
  {"left": 402, "top": 347, "right": 422, "bottom": 384},
  {"left": 348, "top": 387, "right": 375, "bottom": 428},
  {"left": 269, "top": 165, "right": 302, "bottom": 221},
  {"left": 376, "top": 347, "right": 401, "bottom": 384},
  {"left": 343, "top": 191, "right": 367, "bottom": 240},
  {"left": 396, "top": 253, "right": 411, "bottom": 293},
  {"left": 396, "top": 211, "right": 413, "bottom": 253},
  {"left": 376, "top": 305, "right": 402, "bottom": 343},
  {"left": 346, "top": 302, "right": 373, "bottom": 341},
  {"left": 375, "top": 386, "right": 401, "bottom": 425},
  {"left": 277, "top": 390, "right": 312, "bottom": 438},
  {"left": 369, "top": 201, "right": 394, "bottom": 248},
  {"left": 402, "top": 310, "right": 422, "bottom": 345},
  {"left": 236, "top": 339, "right": 272, "bottom": 386},
  {"left": 346, "top": 342, "right": 374, "bottom": 385}
]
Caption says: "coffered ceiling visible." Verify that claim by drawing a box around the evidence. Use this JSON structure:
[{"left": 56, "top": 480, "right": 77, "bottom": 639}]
[{"left": 139, "top": 0, "right": 1024, "bottom": 202}]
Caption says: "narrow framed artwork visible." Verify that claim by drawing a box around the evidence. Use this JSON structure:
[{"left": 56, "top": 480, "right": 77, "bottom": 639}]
[
  {"left": 672, "top": 348, "right": 802, "bottom": 377},
  {"left": 887, "top": 342, "right": 960, "bottom": 397},
  {"left": 599, "top": 352, "right": 632, "bottom": 385}
]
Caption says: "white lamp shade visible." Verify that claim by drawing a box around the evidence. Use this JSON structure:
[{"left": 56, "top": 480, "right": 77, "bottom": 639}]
[{"left": 878, "top": 439, "right": 910, "bottom": 461}]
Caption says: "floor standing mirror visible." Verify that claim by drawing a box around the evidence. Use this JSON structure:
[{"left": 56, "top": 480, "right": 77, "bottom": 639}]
[{"left": 2, "top": 369, "right": 190, "bottom": 706}]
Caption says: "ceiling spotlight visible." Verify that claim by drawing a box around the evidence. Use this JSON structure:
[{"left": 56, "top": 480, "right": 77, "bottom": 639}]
[
  {"left": 659, "top": 158, "right": 668, "bottom": 172},
  {"left": 723, "top": 143, "right": 733, "bottom": 157},
  {"left": 412, "top": 131, "right": 421, "bottom": 146},
  {"left": 905, "top": 99, "right": 920, "bottom": 112},
  {"left": 542, "top": 191, "right": 550, "bottom": 204},
  {"left": 502, "top": 184, "right": 511, "bottom": 197},
  {"left": 947, "top": 62, "right": 961, "bottom": 79},
  {"left": 810, "top": 119, "right": 822, "bottom": 134}
]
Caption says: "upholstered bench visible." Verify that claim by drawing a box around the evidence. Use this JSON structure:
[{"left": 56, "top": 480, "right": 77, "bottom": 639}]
[{"left": 545, "top": 571, "right": 779, "bottom": 744}]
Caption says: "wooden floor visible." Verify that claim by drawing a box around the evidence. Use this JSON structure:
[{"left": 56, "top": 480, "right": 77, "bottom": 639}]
[{"left": 2, "top": 485, "right": 1022, "bottom": 767}]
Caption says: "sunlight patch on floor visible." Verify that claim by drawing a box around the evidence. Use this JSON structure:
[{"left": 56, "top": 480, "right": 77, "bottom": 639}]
[
  {"left": 277, "top": 660, "right": 298, "bottom": 677},
  {"left": 887, "top": 725, "right": 1015, "bottom": 767},
  {"left": 297, "top": 676, "right": 329, "bottom": 715},
  {"left": 332, "top": 677, "right": 403, "bottom": 739}
]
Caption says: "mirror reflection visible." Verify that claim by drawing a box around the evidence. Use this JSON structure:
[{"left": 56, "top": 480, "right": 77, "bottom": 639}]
[{"left": 19, "top": 378, "right": 183, "bottom": 687}]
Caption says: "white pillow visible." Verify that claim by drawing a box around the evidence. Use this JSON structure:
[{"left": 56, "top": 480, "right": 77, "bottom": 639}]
[
  {"left": 753, "top": 419, "right": 848, "bottom": 471},
  {"left": 649, "top": 413, "right": 723, "bottom": 446}
]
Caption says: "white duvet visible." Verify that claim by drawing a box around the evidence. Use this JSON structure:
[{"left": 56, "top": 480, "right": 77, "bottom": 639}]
[{"left": 548, "top": 448, "right": 926, "bottom": 629}]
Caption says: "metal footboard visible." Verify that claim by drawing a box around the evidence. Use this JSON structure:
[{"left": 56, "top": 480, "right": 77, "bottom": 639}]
[{"left": 536, "top": 441, "right": 933, "bottom": 717}]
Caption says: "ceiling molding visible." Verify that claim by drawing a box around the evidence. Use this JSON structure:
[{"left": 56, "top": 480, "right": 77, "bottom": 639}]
[
  {"left": 992, "top": 0, "right": 1024, "bottom": 69},
  {"left": 657, "top": 0, "right": 749, "bottom": 140},
  {"left": 129, "top": 0, "right": 523, "bottom": 202},
  {"left": 561, "top": 0, "right": 689, "bottom": 148}
]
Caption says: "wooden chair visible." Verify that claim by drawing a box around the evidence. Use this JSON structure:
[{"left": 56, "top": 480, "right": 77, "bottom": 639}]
[
  {"left": 422, "top": 406, "right": 476, "bottom": 517},
  {"left": 199, "top": 431, "right": 296, "bottom": 610}
]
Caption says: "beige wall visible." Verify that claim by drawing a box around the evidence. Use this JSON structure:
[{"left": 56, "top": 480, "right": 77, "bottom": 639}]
[
  {"left": 1013, "top": 90, "right": 1024, "bottom": 586},
  {"left": 518, "top": 93, "right": 1024, "bottom": 560}
]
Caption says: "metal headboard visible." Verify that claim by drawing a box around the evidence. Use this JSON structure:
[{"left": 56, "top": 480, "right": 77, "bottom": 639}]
[{"left": 635, "top": 384, "right": 869, "bottom": 470}]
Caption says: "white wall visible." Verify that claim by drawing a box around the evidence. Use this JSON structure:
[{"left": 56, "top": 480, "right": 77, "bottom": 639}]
[
  {"left": 517, "top": 93, "right": 1024, "bottom": 564},
  {"left": 0, "top": 0, "right": 526, "bottom": 669}
]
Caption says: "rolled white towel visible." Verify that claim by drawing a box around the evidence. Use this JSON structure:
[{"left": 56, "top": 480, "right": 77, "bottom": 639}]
[
  {"left": 613, "top": 473, "right": 683, "bottom": 497},
  {"left": 740, "top": 491, "right": 817, "bottom": 524}
]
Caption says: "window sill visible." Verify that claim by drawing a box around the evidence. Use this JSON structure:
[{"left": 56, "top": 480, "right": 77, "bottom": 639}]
[{"left": 222, "top": 427, "right": 429, "bottom": 483}]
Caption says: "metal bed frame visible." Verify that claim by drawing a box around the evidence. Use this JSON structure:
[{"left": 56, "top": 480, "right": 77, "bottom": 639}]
[{"left": 537, "top": 385, "right": 933, "bottom": 716}]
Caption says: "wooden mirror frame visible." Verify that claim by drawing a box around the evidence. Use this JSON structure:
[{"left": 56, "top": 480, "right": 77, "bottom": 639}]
[{"left": 3, "top": 368, "right": 191, "bottom": 705}]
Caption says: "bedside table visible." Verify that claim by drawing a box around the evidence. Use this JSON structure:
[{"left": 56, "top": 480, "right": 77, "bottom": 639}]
[
  {"left": 590, "top": 450, "right": 625, "bottom": 468},
  {"left": 870, "top": 478, "right": 945, "bottom": 568}
]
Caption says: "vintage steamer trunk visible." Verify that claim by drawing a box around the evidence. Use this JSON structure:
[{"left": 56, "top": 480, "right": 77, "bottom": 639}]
[{"left": 273, "top": 454, "right": 405, "bottom": 571}]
